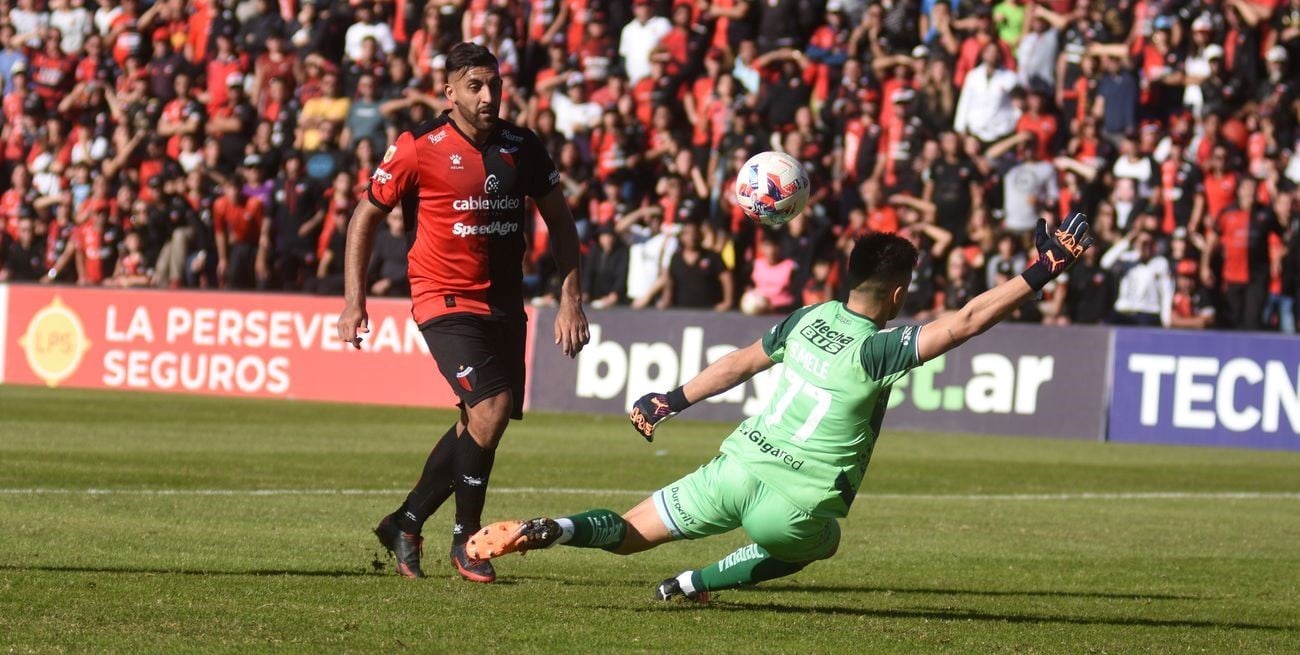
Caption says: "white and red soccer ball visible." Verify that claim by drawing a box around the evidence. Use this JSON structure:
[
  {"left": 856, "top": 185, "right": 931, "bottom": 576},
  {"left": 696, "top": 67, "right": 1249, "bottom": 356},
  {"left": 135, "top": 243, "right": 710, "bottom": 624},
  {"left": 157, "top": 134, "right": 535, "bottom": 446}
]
[{"left": 735, "top": 151, "right": 811, "bottom": 227}]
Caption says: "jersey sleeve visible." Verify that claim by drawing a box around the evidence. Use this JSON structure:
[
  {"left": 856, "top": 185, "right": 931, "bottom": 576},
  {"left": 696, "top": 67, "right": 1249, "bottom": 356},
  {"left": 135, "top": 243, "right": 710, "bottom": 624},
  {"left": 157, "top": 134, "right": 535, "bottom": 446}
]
[
  {"left": 760, "top": 304, "right": 817, "bottom": 363},
  {"left": 367, "top": 131, "right": 419, "bottom": 212},
  {"left": 859, "top": 324, "right": 922, "bottom": 383},
  {"left": 519, "top": 129, "right": 561, "bottom": 200}
]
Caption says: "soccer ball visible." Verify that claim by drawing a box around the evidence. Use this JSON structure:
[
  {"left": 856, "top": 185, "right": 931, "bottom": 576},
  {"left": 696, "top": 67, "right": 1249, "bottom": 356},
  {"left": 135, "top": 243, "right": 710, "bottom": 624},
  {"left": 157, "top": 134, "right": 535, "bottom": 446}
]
[{"left": 735, "top": 151, "right": 811, "bottom": 227}]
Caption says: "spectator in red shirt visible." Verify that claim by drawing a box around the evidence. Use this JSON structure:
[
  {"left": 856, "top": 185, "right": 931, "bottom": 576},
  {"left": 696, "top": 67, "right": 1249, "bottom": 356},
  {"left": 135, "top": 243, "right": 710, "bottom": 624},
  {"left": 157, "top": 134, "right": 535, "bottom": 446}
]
[
  {"left": 1204, "top": 177, "right": 1282, "bottom": 330},
  {"left": 861, "top": 179, "right": 900, "bottom": 235},
  {"left": 74, "top": 207, "right": 122, "bottom": 286},
  {"left": 1016, "top": 88, "right": 1058, "bottom": 162},
  {"left": 211, "top": 177, "right": 268, "bottom": 289},
  {"left": 25, "top": 28, "right": 77, "bottom": 111},
  {"left": 1201, "top": 144, "right": 1239, "bottom": 225}
]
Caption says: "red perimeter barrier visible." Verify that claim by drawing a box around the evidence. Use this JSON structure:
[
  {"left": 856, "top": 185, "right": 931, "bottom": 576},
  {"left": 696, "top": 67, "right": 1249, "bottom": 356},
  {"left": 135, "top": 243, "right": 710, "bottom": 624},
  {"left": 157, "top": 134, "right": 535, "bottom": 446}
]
[{"left": 0, "top": 284, "right": 535, "bottom": 409}]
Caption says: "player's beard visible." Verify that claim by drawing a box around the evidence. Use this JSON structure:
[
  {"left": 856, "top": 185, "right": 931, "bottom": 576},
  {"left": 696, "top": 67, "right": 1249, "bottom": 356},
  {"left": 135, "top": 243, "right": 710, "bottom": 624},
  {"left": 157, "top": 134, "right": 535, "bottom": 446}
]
[{"left": 457, "top": 99, "right": 499, "bottom": 133}]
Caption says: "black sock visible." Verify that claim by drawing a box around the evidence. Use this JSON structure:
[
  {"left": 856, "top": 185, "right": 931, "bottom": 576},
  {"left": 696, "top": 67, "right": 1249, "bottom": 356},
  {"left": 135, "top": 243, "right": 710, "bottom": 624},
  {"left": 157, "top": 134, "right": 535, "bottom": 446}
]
[
  {"left": 394, "top": 424, "right": 459, "bottom": 534},
  {"left": 451, "top": 429, "right": 496, "bottom": 545}
]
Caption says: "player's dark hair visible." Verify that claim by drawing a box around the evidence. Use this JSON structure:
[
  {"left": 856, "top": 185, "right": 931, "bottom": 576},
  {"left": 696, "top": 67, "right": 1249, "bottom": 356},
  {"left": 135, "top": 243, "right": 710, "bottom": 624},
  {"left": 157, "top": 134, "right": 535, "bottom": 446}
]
[
  {"left": 846, "top": 233, "right": 919, "bottom": 293},
  {"left": 445, "top": 42, "right": 499, "bottom": 77}
]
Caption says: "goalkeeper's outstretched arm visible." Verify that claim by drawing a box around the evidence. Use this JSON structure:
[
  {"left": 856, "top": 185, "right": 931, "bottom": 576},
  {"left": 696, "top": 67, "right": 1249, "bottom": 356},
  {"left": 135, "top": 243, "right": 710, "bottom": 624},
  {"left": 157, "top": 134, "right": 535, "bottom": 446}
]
[
  {"left": 628, "top": 341, "right": 774, "bottom": 441},
  {"left": 679, "top": 340, "right": 775, "bottom": 405},
  {"left": 917, "top": 212, "right": 1095, "bottom": 363},
  {"left": 916, "top": 276, "right": 1037, "bottom": 362}
]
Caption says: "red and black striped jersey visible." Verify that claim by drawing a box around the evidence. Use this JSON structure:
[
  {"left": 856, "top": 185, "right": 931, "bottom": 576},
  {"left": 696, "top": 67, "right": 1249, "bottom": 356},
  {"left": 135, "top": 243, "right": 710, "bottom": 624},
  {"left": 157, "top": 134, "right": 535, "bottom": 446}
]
[{"left": 368, "top": 112, "right": 559, "bottom": 324}]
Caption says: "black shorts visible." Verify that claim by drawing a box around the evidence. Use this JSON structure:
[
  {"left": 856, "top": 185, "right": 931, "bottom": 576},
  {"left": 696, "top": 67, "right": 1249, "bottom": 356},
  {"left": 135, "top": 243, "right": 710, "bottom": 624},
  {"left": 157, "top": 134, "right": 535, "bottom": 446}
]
[{"left": 420, "top": 313, "right": 527, "bottom": 420}]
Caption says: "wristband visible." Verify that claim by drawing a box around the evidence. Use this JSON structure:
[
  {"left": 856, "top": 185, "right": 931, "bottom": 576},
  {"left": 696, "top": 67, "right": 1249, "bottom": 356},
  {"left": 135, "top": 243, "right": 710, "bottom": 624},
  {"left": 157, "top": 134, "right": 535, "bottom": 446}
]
[
  {"left": 1021, "top": 261, "right": 1052, "bottom": 292},
  {"left": 666, "top": 387, "right": 692, "bottom": 412}
]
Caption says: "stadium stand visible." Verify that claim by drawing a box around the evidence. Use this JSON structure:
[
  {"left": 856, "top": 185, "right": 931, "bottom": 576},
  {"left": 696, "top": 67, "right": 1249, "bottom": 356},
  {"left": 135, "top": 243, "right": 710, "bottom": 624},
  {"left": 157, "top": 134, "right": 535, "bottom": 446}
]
[{"left": 0, "top": 0, "right": 1297, "bottom": 332}]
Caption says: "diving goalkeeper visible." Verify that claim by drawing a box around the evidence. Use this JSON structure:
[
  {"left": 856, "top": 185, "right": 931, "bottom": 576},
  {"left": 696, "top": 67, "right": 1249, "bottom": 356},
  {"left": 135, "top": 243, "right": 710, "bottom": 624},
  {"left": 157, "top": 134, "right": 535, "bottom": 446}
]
[{"left": 466, "top": 213, "right": 1094, "bottom": 601}]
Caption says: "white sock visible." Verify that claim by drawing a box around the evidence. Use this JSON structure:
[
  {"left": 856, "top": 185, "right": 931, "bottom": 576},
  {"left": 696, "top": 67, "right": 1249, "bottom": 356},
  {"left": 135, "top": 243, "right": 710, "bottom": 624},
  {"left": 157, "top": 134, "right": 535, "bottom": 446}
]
[
  {"left": 676, "top": 570, "right": 697, "bottom": 596},
  {"left": 555, "top": 517, "right": 575, "bottom": 544}
]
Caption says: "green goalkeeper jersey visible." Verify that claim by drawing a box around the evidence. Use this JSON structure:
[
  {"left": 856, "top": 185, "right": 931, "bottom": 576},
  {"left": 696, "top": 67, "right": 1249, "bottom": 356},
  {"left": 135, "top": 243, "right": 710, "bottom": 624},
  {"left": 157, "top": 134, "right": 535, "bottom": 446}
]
[{"left": 718, "top": 301, "right": 922, "bottom": 518}]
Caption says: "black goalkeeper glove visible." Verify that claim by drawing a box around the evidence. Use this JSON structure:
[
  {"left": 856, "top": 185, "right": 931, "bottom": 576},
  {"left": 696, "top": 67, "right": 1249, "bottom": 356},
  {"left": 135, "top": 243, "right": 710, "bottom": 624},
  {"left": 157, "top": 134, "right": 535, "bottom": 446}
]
[
  {"left": 628, "top": 388, "right": 691, "bottom": 443},
  {"left": 1022, "top": 212, "right": 1096, "bottom": 291}
]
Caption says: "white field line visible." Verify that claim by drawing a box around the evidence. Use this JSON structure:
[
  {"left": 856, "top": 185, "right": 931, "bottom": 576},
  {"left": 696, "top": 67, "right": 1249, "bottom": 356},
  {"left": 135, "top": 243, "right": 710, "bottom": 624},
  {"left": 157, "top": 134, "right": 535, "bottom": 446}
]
[{"left": 0, "top": 488, "right": 1297, "bottom": 500}]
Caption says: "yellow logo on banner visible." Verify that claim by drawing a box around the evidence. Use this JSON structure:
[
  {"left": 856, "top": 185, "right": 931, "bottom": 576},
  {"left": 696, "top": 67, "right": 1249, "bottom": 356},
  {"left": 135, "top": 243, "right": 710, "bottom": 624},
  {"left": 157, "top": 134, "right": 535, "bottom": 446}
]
[{"left": 18, "top": 297, "right": 91, "bottom": 387}]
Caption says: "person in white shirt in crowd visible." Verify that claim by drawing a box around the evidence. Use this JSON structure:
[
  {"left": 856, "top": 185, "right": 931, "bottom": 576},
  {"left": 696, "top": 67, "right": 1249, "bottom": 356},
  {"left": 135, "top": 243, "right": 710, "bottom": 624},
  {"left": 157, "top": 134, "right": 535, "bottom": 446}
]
[
  {"left": 550, "top": 73, "right": 602, "bottom": 139},
  {"left": 1016, "top": 7, "right": 1060, "bottom": 91},
  {"left": 10, "top": 0, "right": 47, "bottom": 46},
  {"left": 1180, "top": 16, "right": 1218, "bottom": 118},
  {"left": 344, "top": 3, "right": 395, "bottom": 62},
  {"left": 616, "top": 204, "right": 679, "bottom": 309},
  {"left": 49, "top": 0, "right": 90, "bottom": 55},
  {"left": 619, "top": 0, "right": 672, "bottom": 84},
  {"left": 1111, "top": 133, "right": 1158, "bottom": 198},
  {"left": 1102, "top": 221, "right": 1174, "bottom": 327},
  {"left": 954, "top": 41, "right": 1020, "bottom": 144},
  {"left": 1001, "top": 133, "right": 1058, "bottom": 234}
]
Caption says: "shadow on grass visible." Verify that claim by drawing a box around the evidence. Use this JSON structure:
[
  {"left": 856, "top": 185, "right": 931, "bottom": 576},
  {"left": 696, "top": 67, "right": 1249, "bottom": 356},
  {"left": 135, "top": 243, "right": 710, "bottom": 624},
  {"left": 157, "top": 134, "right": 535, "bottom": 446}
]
[
  {"left": 0, "top": 563, "right": 524, "bottom": 583},
  {"left": 760, "top": 583, "right": 1206, "bottom": 601},
  {"left": 612, "top": 601, "right": 1292, "bottom": 632}
]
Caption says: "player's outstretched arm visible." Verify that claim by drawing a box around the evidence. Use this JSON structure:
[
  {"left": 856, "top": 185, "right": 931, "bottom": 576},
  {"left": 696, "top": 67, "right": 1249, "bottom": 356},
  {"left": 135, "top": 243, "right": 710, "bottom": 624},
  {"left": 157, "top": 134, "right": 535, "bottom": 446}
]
[
  {"left": 917, "top": 213, "right": 1094, "bottom": 363},
  {"left": 335, "top": 200, "right": 389, "bottom": 350},
  {"left": 629, "top": 340, "right": 774, "bottom": 441}
]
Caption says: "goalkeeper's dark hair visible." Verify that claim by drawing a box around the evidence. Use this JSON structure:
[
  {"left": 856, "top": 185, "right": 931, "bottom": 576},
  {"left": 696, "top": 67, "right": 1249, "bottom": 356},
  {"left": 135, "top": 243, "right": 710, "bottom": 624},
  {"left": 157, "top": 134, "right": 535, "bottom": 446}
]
[
  {"left": 446, "top": 42, "right": 499, "bottom": 77},
  {"left": 846, "top": 233, "right": 919, "bottom": 294}
]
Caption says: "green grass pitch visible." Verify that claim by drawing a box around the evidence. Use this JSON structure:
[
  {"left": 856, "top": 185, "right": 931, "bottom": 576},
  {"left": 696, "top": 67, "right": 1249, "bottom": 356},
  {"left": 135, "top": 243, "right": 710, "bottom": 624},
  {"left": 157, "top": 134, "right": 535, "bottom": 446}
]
[{"left": 2, "top": 385, "right": 1298, "bottom": 654}]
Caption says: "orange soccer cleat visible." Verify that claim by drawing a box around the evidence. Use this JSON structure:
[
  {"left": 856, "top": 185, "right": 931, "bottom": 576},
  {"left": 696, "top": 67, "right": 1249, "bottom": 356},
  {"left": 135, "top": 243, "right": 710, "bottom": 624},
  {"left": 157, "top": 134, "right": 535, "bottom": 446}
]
[{"left": 465, "top": 517, "right": 562, "bottom": 560}]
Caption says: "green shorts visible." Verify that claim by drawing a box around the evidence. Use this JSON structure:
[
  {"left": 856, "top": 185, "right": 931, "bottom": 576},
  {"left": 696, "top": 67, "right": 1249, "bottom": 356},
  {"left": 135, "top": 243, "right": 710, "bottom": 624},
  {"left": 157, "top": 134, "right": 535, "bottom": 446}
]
[{"left": 651, "top": 454, "right": 841, "bottom": 562}]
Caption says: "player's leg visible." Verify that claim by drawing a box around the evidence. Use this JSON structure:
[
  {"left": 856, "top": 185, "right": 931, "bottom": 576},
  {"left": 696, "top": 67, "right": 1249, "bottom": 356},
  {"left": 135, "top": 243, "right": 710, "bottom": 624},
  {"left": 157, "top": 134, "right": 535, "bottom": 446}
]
[
  {"left": 676, "top": 482, "right": 840, "bottom": 597},
  {"left": 468, "top": 455, "right": 744, "bottom": 565},
  {"left": 443, "top": 315, "right": 523, "bottom": 582},
  {"left": 450, "top": 389, "right": 511, "bottom": 582},
  {"left": 374, "top": 420, "right": 461, "bottom": 579}
]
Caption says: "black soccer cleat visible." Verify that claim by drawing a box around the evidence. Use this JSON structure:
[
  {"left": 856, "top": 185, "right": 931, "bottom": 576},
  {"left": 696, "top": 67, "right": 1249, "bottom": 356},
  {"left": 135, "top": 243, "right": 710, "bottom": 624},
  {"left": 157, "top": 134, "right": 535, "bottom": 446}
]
[
  {"left": 450, "top": 541, "right": 496, "bottom": 583},
  {"left": 374, "top": 514, "right": 426, "bottom": 579},
  {"left": 654, "top": 573, "right": 710, "bottom": 604}
]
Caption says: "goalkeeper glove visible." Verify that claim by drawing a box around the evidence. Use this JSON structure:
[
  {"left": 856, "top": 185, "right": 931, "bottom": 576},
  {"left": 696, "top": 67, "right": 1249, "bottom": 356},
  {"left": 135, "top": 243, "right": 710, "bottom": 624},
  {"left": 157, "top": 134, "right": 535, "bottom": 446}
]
[
  {"left": 628, "top": 388, "right": 691, "bottom": 442},
  {"left": 1022, "top": 212, "right": 1095, "bottom": 291}
]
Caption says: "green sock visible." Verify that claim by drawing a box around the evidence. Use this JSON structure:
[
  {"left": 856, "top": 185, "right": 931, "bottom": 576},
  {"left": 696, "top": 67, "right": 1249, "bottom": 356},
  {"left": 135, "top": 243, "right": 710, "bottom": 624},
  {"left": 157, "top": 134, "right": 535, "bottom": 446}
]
[
  {"left": 558, "top": 509, "right": 627, "bottom": 551},
  {"left": 694, "top": 544, "right": 809, "bottom": 592}
]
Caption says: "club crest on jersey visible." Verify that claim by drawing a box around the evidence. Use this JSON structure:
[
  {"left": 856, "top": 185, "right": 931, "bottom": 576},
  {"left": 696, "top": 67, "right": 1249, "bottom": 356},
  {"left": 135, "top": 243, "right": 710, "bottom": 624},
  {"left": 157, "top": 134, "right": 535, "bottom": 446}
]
[
  {"left": 382, "top": 145, "right": 396, "bottom": 163},
  {"left": 456, "top": 365, "right": 475, "bottom": 392},
  {"left": 498, "top": 146, "right": 516, "bottom": 168},
  {"left": 450, "top": 153, "right": 463, "bottom": 170},
  {"left": 484, "top": 174, "right": 501, "bottom": 194}
]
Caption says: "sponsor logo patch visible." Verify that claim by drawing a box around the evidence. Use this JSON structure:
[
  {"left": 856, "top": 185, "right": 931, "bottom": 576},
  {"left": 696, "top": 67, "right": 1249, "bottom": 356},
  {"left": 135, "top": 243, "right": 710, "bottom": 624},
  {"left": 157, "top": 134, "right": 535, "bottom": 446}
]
[
  {"left": 456, "top": 365, "right": 475, "bottom": 392},
  {"left": 452, "top": 196, "right": 522, "bottom": 212},
  {"left": 450, "top": 153, "right": 463, "bottom": 170},
  {"left": 452, "top": 220, "right": 520, "bottom": 237},
  {"left": 799, "top": 318, "right": 856, "bottom": 354},
  {"left": 371, "top": 167, "right": 392, "bottom": 185},
  {"left": 484, "top": 174, "right": 500, "bottom": 194}
]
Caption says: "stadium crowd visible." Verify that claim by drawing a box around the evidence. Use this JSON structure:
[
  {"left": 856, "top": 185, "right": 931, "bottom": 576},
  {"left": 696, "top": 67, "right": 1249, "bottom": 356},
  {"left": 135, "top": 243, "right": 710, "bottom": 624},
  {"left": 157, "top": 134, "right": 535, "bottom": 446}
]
[{"left": 1, "top": 0, "right": 1298, "bottom": 331}]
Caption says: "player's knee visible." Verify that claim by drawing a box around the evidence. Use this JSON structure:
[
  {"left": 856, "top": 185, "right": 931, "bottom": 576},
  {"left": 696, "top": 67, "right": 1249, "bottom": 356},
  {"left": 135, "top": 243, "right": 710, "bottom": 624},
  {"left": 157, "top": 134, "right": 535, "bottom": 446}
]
[{"left": 466, "top": 392, "right": 512, "bottom": 447}]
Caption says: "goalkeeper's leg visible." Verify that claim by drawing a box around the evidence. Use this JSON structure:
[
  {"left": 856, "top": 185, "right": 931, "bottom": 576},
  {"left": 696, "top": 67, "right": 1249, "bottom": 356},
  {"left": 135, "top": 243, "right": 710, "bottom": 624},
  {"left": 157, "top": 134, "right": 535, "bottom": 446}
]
[
  {"left": 671, "top": 484, "right": 842, "bottom": 597},
  {"left": 465, "top": 497, "right": 678, "bottom": 558},
  {"left": 468, "top": 454, "right": 746, "bottom": 560}
]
